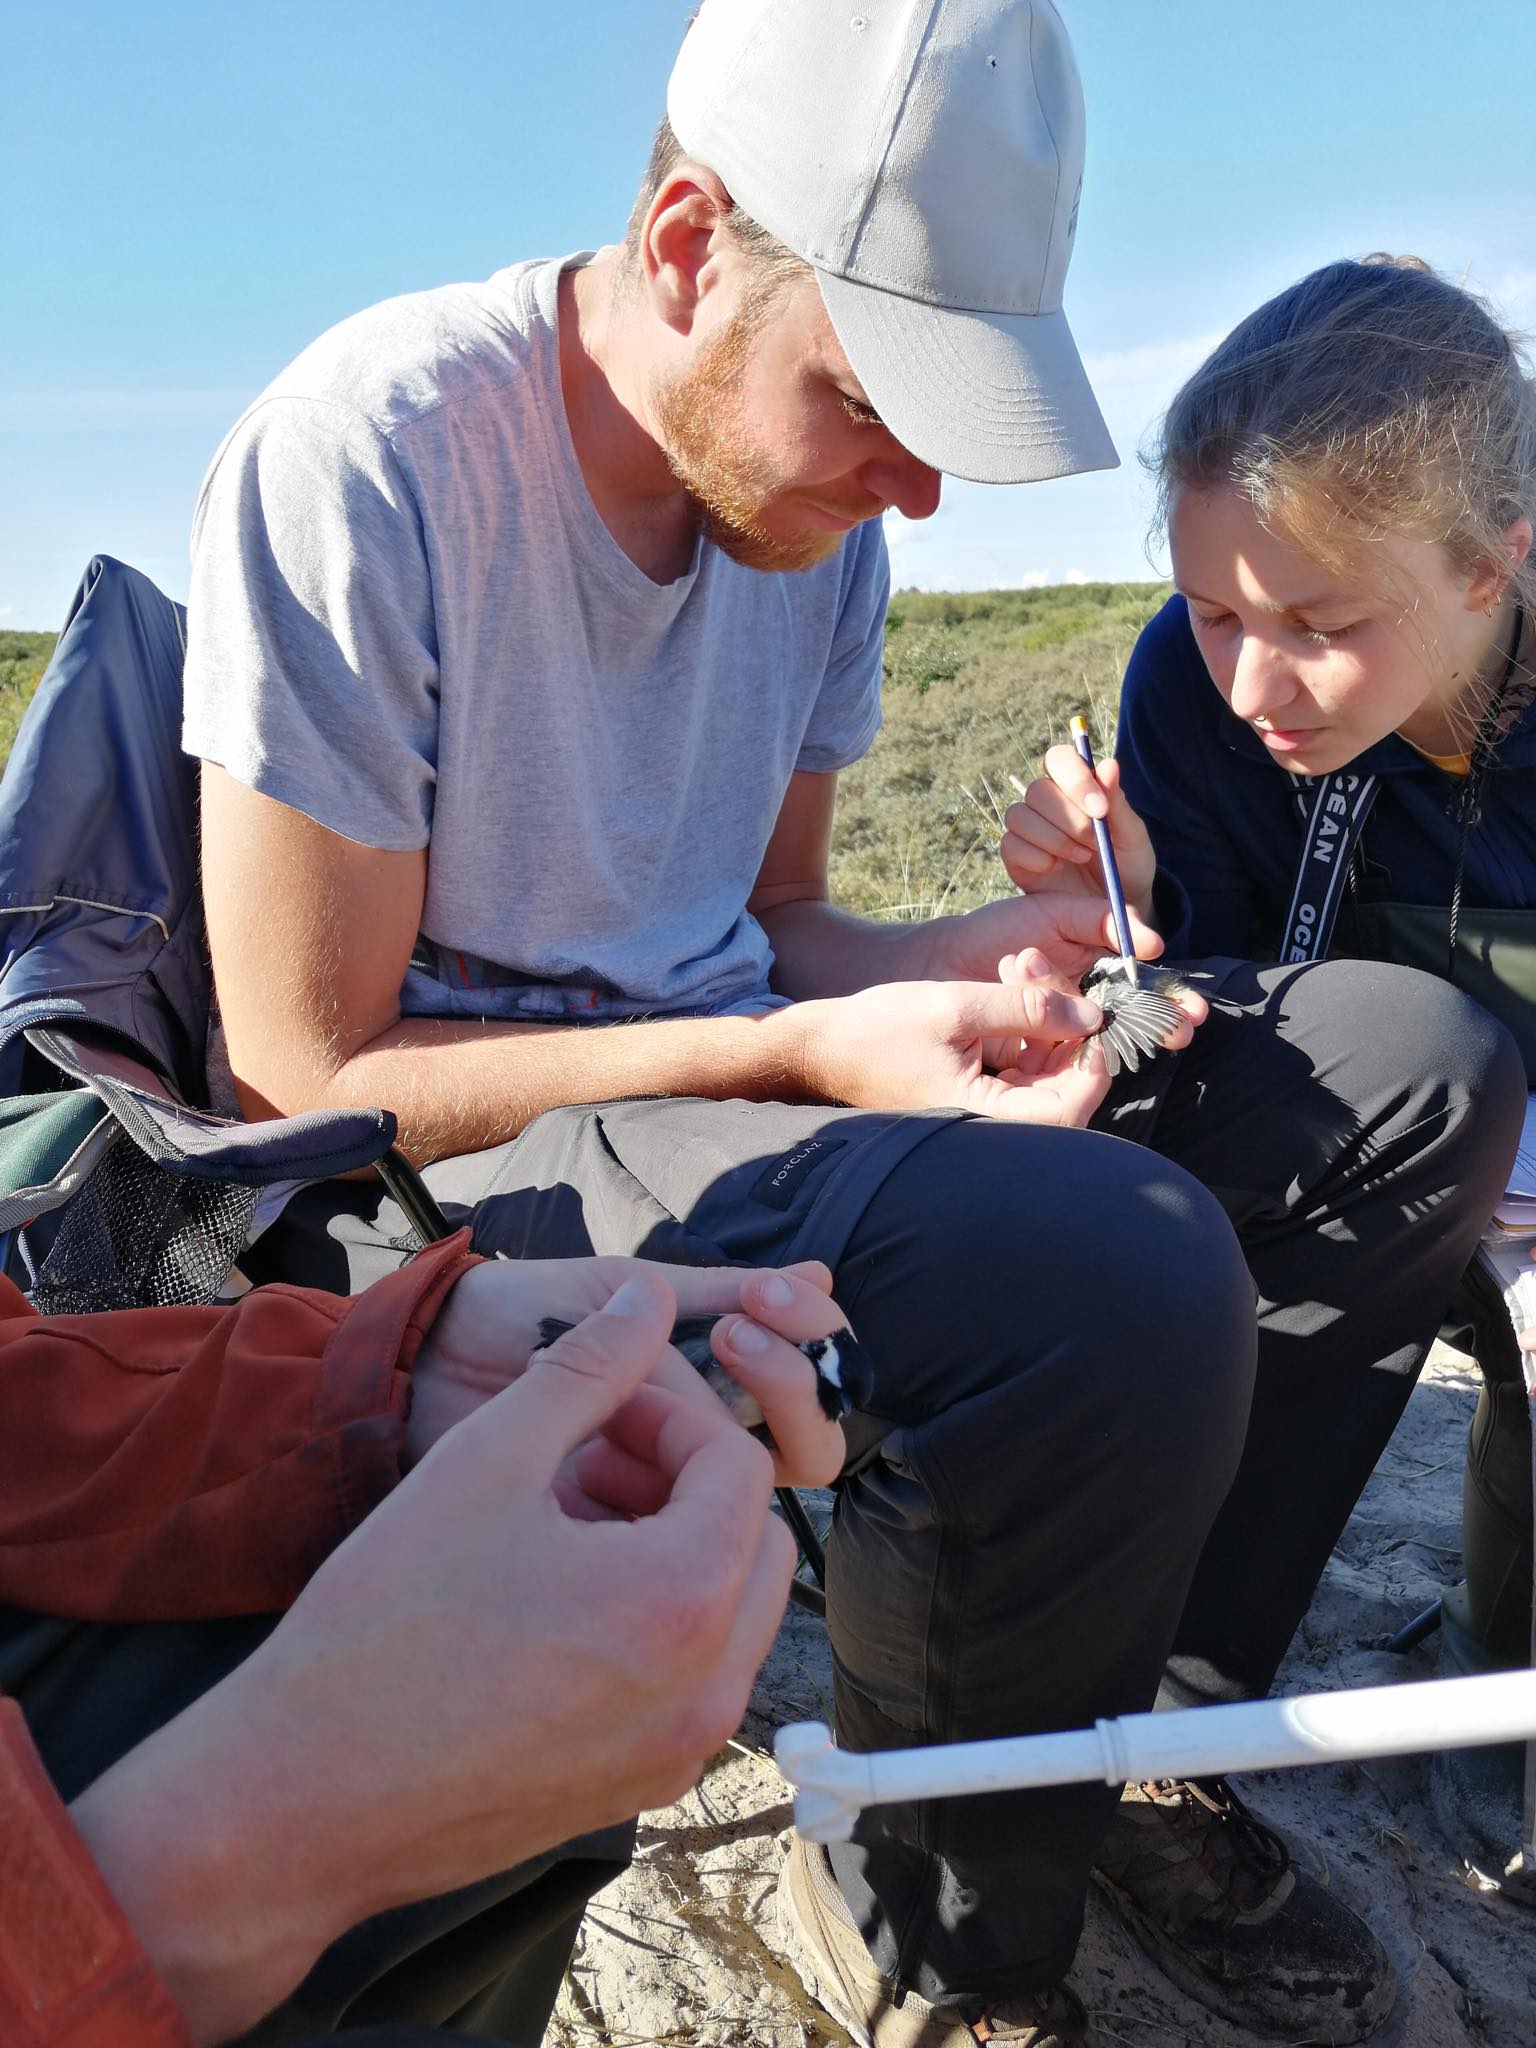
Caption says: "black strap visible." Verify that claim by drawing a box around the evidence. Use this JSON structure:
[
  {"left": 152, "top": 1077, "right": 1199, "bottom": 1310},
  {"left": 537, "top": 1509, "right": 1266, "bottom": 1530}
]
[
  {"left": 1279, "top": 602, "right": 1529, "bottom": 973},
  {"left": 1278, "top": 772, "right": 1381, "bottom": 965}
]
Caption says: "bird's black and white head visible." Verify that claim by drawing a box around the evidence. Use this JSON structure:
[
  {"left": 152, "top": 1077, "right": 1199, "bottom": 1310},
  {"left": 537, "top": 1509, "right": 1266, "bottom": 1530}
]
[
  {"left": 534, "top": 1314, "right": 874, "bottom": 1434},
  {"left": 799, "top": 1331, "right": 875, "bottom": 1421}
]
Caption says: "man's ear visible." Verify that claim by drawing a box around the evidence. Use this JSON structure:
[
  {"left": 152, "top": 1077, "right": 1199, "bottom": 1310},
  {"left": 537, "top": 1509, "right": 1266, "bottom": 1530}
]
[
  {"left": 1464, "top": 516, "right": 1534, "bottom": 613},
  {"left": 638, "top": 163, "right": 734, "bottom": 338}
]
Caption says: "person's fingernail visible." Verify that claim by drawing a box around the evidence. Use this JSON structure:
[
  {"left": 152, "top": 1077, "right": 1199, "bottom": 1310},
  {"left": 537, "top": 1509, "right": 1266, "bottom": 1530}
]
[
  {"left": 759, "top": 1274, "right": 795, "bottom": 1308},
  {"left": 1022, "top": 951, "right": 1052, "bottom": 980},
  {"left": 728, "top": 1317, "right": 771, "bottom": 1354},
  {"left": 1068, "top": 997, "right": 1102, "bottom": 1031},
  {"left": 600, "top": 1276, "right": 654, "bottom": 1317}
]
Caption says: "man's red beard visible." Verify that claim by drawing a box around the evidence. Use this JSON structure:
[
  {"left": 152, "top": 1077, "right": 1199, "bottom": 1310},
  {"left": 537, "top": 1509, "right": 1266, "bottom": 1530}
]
[{"left": 653, "top": 302, "right": 849, "bottom": 575}]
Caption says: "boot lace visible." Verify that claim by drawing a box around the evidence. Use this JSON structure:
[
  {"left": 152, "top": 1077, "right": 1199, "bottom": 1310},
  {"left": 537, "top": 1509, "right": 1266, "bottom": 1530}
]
[{"left": 1143, "top": 1774, "right": 1291, "bottom": 1914}]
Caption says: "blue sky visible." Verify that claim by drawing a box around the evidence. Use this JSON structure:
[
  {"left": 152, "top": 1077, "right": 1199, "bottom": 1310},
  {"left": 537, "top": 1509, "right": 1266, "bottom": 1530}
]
[{"left": 5, "top": 0, "right": 1534, "bottom": 629}]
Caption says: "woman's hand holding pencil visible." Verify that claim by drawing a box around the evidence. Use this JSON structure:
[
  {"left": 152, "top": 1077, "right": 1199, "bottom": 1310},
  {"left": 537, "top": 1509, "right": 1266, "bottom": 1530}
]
[
  {"left": 907, "top": 881, "right": 1181, "bottom": 997},
  {"left": 983, "top": 718, "right": 1206, "bottom": 1080},
  {"left": 1001, "top": 733, "right": 1159, "bottom": 920}
]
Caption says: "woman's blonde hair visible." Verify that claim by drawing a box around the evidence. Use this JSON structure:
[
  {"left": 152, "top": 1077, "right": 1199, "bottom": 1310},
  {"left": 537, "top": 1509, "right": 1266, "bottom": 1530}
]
[{"left": 1152, "top": 255, "right": 1536, "bottom": 616}]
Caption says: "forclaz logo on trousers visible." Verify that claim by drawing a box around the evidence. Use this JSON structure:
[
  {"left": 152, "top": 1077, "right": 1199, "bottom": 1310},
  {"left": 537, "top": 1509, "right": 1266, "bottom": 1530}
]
[{"left": 749, "top": 1136, "right": 849, "bottom": 1212}]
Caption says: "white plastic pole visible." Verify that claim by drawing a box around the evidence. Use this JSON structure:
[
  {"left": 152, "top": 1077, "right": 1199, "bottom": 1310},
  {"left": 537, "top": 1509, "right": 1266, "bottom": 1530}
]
[{"left": 774, "top": 1670, "right": 1536, "bottom": 1844}]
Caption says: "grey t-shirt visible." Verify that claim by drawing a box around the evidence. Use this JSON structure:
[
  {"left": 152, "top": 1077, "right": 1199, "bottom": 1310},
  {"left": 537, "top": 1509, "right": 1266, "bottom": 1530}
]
[{"left": 183, "top": 255, "right": 888, "bottom": 1023}]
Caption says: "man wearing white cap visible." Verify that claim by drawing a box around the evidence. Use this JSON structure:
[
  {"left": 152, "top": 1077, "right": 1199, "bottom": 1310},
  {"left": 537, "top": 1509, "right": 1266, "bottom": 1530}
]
[
  {"left": 664, "top": 0, "right": 1115, "bottom": 489},
  {"left": 177, "top": 1, "right": 1505, "bottom": 2042}
]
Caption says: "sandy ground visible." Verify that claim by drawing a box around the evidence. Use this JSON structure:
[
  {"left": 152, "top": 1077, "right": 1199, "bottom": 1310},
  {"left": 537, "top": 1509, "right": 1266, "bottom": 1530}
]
[{"left": 545, "top": 1343, "right": 1536, "bottom": 2048}]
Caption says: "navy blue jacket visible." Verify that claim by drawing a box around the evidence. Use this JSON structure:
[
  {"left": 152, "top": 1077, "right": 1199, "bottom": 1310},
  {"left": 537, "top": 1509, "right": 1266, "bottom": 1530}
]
[
  {"left": 1116, "top": 596, "right": 1536, "bottom": 962},
  {"left": 0, "top": 558, "right": 393, "bottom": 1190}
]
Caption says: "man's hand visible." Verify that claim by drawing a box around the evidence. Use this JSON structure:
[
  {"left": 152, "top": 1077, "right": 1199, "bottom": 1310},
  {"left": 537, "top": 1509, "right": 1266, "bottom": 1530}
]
[
  {"left": 71, "top": 1272, "right": 796, "bottom": 2046},
  {"left": 792, "top": 973, "right": 1112, "bottom": 1127},
  {"left": 999, "top": 745, "right": 1158, "bottom": 918},
  {"left": 408, "top": 1255, "right": 847, "bottom": 1488}
]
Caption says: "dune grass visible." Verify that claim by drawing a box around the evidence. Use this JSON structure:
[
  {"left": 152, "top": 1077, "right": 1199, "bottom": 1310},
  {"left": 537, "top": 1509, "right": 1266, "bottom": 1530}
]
[{"left": 830, "top": 582, "right": 1169, "bottom": 919}]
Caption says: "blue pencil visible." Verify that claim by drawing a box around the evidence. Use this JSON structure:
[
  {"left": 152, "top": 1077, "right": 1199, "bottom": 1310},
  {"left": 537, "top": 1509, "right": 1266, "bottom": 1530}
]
[{"left": 1069, "top": 714, "right": 1137, "bottom": 975}]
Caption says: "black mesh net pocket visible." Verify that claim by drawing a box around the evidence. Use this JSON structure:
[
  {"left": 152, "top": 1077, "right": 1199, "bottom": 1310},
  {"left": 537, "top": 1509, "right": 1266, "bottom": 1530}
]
[{"left": 30, "top": 1130, "right": 258, "bottom": 1314}]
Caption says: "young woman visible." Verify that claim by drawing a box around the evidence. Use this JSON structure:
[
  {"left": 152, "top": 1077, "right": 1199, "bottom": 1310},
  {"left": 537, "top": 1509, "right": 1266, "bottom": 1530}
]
[{"left": 1004, "top": 252, "right": 1536, "bottom": 1896}]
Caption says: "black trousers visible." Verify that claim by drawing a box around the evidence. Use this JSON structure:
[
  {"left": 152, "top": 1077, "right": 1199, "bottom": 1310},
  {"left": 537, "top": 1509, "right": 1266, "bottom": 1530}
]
[
  {"left": 1129, "top": 962, "right": 1525, "bottom": 1709},
  {"left": 17, "top": 956, "right": 1521, "bottom": 2019}
]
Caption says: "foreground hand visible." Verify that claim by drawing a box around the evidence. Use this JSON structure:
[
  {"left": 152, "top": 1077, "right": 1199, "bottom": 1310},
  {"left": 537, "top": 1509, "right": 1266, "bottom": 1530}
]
[
  {"left": 795, "top": 973, "right": 1110, "bottom": 1127},
  {"left": 1001, "top": 745, "right": 1158, "bottom": 917},
  {"left": 72, "top": 1272, "right": 796, "bottom": 2045},
  {"left": 409, "top": 1254, "right": 847, "bottom": 1486}
]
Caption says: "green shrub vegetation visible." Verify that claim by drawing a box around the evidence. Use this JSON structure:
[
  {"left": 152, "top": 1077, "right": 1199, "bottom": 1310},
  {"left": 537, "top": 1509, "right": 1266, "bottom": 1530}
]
[
  {"left": 0, "top": 580, "right": 1170, "bottom": 918},
  {"left": 835, "top": 581, "right": 1169, "bottom": 919},
  {"left": 0, "top": 633, "right": 54, "bottom": 766}
]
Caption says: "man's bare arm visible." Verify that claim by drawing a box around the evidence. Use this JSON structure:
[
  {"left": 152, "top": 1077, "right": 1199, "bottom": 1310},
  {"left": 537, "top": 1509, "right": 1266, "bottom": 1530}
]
[
  {"left": 749, "top": 769, "right": 930, "bottom": 998},
  {"left": 201, "top": 768, "right": 814, "bottom": 1163}
]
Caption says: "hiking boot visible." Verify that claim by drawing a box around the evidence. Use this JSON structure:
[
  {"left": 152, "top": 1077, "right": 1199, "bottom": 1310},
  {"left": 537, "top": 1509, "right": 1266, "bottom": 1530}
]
[
  {"left": 1430, "top": 1584, "right": 1536, "bottom": 1906},
  {"left": 1430, "top": 1739, "right": 1536, "bottom": 1904},
  {"left": 776, "top": 1834, "right": 1092, "bottom": 2046},
  {"left": 1092, "top": 1778, "right": 1394, "bottom": 2042}
]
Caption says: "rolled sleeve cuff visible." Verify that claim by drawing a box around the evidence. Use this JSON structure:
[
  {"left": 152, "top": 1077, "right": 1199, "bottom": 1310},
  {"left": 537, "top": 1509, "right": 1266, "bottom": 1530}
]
[
  {"left": 0, "top": 1698, "right": 194, "bottom": 2048},
  {"left": 307, "top": 1228, "right": 484, "bottom": 1562}
]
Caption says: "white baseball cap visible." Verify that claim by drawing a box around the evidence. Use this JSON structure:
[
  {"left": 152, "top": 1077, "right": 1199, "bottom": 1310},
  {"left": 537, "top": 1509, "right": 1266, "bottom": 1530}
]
[{"left": 667, "top": 0, "right": 1118, "bottom": 486}]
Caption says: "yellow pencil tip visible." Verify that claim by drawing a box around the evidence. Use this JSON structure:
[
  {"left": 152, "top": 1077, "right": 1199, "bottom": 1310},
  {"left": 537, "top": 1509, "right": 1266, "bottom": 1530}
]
[{"left": 1070, "top": 714, "right": 1088, "bottom": 736}]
